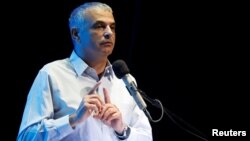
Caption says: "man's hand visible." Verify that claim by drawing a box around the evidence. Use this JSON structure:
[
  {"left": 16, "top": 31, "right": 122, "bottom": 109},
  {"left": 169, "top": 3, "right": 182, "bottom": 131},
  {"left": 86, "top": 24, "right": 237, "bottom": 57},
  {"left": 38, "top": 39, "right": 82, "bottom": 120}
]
[
  {"left": 95, "top": 88, "right": 126, "bottom": 133},
  {"left": 69, "top": 82, "right": 103, "bottom": 128}
]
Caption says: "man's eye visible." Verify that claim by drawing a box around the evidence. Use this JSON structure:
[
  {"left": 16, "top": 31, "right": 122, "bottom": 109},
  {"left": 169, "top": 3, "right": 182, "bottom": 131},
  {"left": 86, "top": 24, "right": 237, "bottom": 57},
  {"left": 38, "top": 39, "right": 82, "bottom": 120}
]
[
  {"left": 110, "top": 26, "right": 116, "bottom": 31},
  {"left": 94, "top": 24, "right": 105, "bottom": 29}
]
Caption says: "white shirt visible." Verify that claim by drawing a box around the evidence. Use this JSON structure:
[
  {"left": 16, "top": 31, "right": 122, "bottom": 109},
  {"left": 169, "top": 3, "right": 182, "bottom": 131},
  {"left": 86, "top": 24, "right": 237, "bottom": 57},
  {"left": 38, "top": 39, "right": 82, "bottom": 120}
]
[{"left": 17, "top": 51, "right": 152, "bottom": 141}]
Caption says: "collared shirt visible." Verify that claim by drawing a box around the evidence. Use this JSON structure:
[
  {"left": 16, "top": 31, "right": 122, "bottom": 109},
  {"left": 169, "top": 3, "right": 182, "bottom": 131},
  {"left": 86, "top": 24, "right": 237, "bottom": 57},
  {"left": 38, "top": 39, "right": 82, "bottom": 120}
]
[{"left": 17, "top": 51, "right": 152, "bottom": 141}]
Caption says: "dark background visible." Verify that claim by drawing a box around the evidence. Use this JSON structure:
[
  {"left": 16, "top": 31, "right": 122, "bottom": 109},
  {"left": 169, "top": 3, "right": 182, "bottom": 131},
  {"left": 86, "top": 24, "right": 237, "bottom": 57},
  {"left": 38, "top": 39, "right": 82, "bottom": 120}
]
[{"left": 2, "top": 0, "right": 248, "bottom": 141}]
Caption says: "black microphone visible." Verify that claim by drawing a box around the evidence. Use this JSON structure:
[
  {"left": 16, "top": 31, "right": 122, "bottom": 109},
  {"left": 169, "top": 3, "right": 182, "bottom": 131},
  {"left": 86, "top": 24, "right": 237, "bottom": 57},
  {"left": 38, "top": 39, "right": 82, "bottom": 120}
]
[{"left": 112, "top": 59, "right": 147, "bottom": 111}]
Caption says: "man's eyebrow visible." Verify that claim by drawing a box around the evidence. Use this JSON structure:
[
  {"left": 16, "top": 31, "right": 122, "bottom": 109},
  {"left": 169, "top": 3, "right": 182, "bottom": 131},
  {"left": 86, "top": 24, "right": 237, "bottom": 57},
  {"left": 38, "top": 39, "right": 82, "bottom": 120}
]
[
  {"left": 94, "top": 20, "right": 115, "bottom": 25},
  {"left": 95, "top": 20, "right": 105, "bottom": 24}
]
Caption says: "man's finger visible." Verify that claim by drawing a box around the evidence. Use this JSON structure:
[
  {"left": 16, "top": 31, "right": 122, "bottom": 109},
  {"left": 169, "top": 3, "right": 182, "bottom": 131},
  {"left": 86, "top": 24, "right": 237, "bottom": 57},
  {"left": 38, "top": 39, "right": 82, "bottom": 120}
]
[{"left": 103, "top": 87, "right": 111, "bottom": 103}]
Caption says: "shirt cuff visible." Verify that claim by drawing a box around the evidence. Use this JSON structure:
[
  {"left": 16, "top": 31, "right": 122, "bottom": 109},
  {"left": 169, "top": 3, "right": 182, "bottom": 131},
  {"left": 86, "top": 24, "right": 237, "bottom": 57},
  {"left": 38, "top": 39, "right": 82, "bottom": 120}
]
[{"left": 54, "top": 115, "right": 74, "bottom": 138}]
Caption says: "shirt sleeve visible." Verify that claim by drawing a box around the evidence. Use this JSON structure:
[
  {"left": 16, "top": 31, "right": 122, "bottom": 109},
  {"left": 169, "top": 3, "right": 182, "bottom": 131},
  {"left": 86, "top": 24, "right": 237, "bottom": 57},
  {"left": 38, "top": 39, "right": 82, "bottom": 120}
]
[
  {"left": 126, "top": 106, "right": 153, "bottom": 141},
  {"left": 111, "top": 106, "right": 153, "bottom": 141},
  {"left": 17, "top": 70, "right": 74, "bottom": 141},
  {"left": 118, "top": 75, "right": 153, "bottom": 141}
]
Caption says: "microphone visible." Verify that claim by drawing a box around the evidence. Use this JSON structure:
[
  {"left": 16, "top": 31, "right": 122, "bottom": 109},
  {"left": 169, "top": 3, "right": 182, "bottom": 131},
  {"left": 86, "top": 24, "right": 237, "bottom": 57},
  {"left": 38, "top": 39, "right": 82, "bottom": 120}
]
[{"left": 112, "top": 60, "right": 147, "bottom": 111}]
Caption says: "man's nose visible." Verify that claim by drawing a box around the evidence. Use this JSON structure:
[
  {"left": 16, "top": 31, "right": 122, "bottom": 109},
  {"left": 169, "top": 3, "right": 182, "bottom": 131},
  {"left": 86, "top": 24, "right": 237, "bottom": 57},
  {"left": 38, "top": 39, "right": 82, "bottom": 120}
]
[{"left": 104, "top": 26, "right": 113, "bottom": 39}]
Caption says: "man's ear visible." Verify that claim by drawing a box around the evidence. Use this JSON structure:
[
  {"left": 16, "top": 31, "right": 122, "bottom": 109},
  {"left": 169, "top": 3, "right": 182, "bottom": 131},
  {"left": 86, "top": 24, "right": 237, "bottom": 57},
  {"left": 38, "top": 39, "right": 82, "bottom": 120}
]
[{"left": 71, "top": 28, "right": 80, "bottom": 41}]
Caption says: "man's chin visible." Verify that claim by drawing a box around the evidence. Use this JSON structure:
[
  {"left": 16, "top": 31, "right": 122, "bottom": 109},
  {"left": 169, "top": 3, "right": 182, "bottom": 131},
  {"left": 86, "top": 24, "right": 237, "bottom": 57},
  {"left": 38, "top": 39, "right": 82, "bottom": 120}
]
[
  {"left": 103, "top": 48, "right": 113, "bottom": 55},
  {"left": 99, "top": 50, "right": 112, "bottom": 58}
]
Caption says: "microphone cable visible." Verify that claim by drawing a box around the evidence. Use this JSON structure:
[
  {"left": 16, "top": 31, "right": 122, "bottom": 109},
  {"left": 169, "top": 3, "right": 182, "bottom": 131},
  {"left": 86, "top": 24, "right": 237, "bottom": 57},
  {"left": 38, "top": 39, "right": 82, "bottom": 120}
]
[{"left": 138, "top": 89, "right": 208, "bottom": 141}]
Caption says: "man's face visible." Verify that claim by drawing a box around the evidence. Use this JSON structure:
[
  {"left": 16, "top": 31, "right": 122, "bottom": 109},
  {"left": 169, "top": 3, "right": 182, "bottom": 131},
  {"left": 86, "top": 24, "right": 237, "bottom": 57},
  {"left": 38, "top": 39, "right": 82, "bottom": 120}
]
[{"left": 79, "top": 8, "right": 116, "bottom": 58}]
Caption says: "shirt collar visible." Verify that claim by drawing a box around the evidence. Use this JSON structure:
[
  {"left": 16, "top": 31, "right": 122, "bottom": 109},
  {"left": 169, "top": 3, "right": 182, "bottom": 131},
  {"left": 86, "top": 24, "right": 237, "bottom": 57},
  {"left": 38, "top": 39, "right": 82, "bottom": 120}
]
[
  {"left": 69, "top": 50, "right": 114, "bottom": 79},
  {"left": 104, "top": 62, "right": 114, "bottom": 77},
  {"left": 69, "top": 50, "right": 88, "bottom": 76}
]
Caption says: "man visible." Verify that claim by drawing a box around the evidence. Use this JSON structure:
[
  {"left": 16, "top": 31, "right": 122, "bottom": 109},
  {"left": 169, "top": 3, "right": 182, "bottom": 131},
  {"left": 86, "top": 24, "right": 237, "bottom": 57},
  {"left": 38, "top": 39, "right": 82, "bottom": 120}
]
[{"left": 17, "top": 2, "right": 152, "bottom": 141}]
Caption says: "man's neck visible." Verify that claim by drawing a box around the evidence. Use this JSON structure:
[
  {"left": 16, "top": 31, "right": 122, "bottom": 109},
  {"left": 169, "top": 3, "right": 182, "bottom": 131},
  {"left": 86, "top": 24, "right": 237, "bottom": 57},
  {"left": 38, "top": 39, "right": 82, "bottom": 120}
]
[{"left": 86, "top": 58, "right": 108, "bottom": 76}]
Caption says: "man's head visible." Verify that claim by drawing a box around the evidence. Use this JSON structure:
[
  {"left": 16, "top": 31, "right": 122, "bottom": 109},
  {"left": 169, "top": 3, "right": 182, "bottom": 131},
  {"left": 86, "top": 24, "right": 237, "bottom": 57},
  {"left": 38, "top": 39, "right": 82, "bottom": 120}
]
[{"left": 69, "top": 2, "right": 116, "bottom": 61}]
